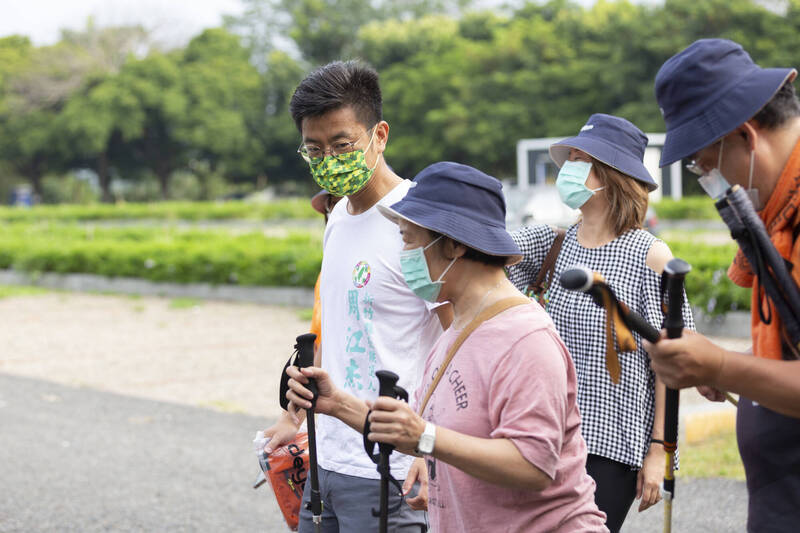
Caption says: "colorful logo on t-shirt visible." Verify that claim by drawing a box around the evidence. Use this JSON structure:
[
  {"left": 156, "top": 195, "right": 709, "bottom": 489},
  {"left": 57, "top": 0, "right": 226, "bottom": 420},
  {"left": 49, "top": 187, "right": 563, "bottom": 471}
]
[{"left": 352, "top": 261, "right": 371, "bottom": 288}]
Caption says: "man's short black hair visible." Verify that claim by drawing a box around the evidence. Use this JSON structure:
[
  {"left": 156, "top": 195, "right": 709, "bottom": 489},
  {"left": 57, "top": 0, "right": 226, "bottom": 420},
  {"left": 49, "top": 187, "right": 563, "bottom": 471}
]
[
  {"left": 289, "top": 60, "right": 383, "bottom": 132},
  {"left": 753, "top": 79, "right": 800, "bottom": 129}
]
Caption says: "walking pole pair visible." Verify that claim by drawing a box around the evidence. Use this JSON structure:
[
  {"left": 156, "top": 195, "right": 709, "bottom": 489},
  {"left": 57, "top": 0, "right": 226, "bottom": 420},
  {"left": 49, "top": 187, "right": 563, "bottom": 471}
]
[
  {"left": 560, "top": 258, "right": 691, "bottom": 533},
  {"left": 363, "top": 370, "right": 409, "bottom": 533}
]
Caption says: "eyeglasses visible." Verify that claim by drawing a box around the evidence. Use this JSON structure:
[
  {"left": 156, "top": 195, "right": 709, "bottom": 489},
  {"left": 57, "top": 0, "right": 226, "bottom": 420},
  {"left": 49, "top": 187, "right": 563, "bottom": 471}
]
[
  {"left": 685, "top": 139, "right": 724, "bottom": 177},
  {"left": 297, "top": 128, "right": 373, "bottom": 164},
  {"left": 685, "top": 161, "right": 705, "bottom": 176}
]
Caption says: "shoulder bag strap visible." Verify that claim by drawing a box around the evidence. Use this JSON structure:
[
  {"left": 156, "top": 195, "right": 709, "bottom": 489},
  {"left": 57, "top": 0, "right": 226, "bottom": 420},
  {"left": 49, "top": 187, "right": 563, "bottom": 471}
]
[
  {"left": 527, "top": 227, "right": 566, "bottom": 305},
  {"left": 417, "top": 296, "right": 530, "bottom": 415}
]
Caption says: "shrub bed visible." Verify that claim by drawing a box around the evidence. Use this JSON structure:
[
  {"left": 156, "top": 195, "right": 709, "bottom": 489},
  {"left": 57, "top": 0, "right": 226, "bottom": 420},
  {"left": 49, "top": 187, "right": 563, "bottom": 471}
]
[
  {"left": 653, "top": 197, "right": 718, "bottom": 220},
  {"left": 0, "top": 222, "right": 753, "bottom": 312},
  {"left": 665, "top": 239, "right": 751, "bottom": 316},
  {"left": 0, "top": 224, "right": 322, "bottom": 288},
  {"left": 0, "top": 199, "right": 318, "bottom": 223}
]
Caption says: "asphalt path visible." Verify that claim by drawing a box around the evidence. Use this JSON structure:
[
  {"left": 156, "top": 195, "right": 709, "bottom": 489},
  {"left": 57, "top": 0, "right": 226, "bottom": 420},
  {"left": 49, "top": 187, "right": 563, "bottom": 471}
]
[
  {"left": 1, "top": 373, "right": 749, "bottom": 533},
  {"left": 0, "top": 374, "right": 287, "bottom": 533}
]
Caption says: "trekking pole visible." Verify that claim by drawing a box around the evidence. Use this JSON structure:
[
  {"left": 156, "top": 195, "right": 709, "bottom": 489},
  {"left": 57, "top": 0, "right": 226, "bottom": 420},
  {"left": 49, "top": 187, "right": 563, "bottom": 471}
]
[
  {"left": 295, "top": 333, "right": 323, "bottom": 533},
  {"left": 363, "top": 370, "right": 409, "bottom": 533},
  {"left": 716, "top": 185, "right": 800, "bottom": 354},
  {"left": 661, "top": 259, "right": 691, "bottom": 533},
  {"left": 560, "top": 262, "right": 692, "bottom": 532}
]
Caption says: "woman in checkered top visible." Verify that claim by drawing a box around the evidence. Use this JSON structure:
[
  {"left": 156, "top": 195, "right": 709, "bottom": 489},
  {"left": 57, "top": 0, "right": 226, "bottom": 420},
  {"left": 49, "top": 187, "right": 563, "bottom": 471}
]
[{"left": 506, "top": 114, "right": 695, "bottom": 533}]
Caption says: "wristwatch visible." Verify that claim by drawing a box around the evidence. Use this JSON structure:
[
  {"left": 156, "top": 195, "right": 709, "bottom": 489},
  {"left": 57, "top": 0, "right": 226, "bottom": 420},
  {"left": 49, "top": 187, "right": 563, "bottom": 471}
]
[{"left": 415, "top": 422, "right": 436, "bottom": 455}]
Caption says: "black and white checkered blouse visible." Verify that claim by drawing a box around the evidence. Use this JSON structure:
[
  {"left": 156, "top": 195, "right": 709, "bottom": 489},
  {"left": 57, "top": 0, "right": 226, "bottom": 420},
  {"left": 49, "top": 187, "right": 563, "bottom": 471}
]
[{"left": 507, "top": 223, "right": 695, "bottom": 469}]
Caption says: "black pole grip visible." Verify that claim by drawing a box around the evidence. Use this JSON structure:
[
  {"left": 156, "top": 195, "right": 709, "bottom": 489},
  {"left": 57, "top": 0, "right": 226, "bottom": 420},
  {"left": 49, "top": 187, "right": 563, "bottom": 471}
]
[
  {"left": 376, "top": 370, "right": 400, "bottom": 398},
  {"left": 619, "top": 303, "right": 661, "bottom": 344},
  {"left": 295, "top": 333, "right": 318, "bottom": 405},
  {"left": 559, "top": 267, "right": 594, "bottom": 292},
  {"left": 295, "top": 333, "right": 317, "bottom": 368},
  {"left": 663, "top": 258, "right": 689, "bottom": 459},
  {"left": 664, "top": 259, "right": 690, "bottom": 339}
]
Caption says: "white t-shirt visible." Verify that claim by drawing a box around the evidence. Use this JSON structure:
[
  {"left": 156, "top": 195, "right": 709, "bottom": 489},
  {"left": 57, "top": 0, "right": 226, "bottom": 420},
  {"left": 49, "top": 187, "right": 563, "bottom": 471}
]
[{"left": 318, "top": 179, "right": 443, "bottom": 479}]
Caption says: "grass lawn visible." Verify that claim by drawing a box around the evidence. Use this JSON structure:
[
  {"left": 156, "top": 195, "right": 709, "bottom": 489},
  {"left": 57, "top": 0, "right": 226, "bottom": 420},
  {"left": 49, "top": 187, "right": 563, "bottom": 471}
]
[
  {"left": 0, "top": 284, "right": 49, "bottom": 299},
  {"left": 680, "top": 428, "right": 745, "bottom": 480}
]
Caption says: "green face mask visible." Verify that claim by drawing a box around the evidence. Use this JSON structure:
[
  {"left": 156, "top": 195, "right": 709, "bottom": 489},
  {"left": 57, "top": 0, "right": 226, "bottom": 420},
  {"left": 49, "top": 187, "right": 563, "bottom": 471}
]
[{"left": 308, "top": 130, "right": 378, "bottom": 196}]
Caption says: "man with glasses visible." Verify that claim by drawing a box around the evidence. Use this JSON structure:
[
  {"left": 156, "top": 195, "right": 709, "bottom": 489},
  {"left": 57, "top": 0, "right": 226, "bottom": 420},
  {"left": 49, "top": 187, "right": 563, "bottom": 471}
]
[
  {"left": 261, "top": 60, "right": 450, "bottom": 533},
  {"left": 645, "top": 38, "right": 800, "bottom": 531}
]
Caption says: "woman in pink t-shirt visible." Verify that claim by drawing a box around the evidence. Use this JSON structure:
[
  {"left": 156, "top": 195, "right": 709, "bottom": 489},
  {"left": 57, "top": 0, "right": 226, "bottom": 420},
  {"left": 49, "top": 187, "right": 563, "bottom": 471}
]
[{"left": 286, "top": 162, "right": 608, "bottom": 532}]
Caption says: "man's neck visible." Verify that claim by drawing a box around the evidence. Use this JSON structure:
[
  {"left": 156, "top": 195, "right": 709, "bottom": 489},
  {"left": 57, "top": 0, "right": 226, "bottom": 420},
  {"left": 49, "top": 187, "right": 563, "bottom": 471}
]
[
  {"left": 762, "top": 117, "right": 800, "bottom": 197},
  {"left": 346, "top": 160, "right": 403, "bottom": 215}
]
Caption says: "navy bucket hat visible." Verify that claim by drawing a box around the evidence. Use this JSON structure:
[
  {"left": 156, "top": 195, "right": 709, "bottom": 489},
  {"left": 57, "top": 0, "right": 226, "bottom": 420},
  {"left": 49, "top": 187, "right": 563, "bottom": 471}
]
[
  {"left": 656, "top": 38, "right": 796, "bottom": 167},
  {"left": 549, "top": 114, "right": 658, "bottom": 191},
  {"left": 378, "top": 162, "right": 522, "bottom": 266}
]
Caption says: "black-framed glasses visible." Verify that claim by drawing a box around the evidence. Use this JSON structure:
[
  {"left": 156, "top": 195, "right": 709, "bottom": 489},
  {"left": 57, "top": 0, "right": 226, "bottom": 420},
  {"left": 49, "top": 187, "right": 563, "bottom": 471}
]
[{"left": 297, "top": 127, "right": 374, "bottom": 164}]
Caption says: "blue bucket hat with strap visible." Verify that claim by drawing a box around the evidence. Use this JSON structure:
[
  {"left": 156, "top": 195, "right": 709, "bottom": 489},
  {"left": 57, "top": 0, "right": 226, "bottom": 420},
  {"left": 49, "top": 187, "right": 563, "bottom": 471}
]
[
  {"left": 549, "top": 114, "right": 658, "bottom": 191},
  {"left": 378, "top": 162, "right": 522, "bottom": 266},
  {"left": 656, "top": 38, "right": 796, "bottom": 167}
]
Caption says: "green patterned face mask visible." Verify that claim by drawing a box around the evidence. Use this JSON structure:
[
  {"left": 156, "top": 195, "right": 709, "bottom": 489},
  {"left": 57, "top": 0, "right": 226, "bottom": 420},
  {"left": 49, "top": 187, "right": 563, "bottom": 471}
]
[{"left": 307, "top": 130, "right": 378, "bottom": 196}]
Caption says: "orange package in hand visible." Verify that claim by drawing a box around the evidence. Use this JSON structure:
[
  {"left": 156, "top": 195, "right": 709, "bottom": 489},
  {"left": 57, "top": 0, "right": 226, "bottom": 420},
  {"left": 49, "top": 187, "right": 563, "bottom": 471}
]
[{"left": 260, "top": 432, "right": 310, "bottom": 531}]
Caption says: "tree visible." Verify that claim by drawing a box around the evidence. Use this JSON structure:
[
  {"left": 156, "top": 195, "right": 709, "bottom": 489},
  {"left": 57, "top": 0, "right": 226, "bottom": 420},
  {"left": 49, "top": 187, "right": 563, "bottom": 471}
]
[
  {"left": 226, "top": 0, "right": 475, "bottom": 66},
  {"left": 177, "top": 28, "right": 263, "bottom": 192}
]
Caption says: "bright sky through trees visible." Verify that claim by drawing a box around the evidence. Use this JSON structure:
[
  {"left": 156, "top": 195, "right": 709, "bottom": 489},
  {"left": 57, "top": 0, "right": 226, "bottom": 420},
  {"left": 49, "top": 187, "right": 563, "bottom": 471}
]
[{"left": 0, "top": 0, "right": 245, "bottom": 46}]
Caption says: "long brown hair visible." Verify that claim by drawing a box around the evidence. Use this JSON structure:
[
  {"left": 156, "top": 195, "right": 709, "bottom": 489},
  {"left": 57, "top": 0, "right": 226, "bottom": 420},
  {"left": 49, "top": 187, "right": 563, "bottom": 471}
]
[{"left": 592, "top": 158, "right": 650, "bottom": 236}]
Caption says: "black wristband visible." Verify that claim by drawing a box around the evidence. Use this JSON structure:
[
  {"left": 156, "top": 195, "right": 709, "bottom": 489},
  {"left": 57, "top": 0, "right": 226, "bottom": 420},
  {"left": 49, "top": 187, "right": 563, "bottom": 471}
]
[{"left": 650, "top": 438, "right": 664, "bottom": 445}]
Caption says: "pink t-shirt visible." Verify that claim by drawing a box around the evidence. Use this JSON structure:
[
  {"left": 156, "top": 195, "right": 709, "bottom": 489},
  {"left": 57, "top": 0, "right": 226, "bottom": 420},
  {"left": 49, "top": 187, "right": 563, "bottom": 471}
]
[{"left": 415, "top": 302, "right": 607, "bottom": 533}]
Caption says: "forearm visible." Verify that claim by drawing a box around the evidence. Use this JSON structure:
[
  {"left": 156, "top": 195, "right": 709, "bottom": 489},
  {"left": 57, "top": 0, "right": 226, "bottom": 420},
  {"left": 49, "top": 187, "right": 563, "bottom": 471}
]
[
  {"left": 329, "top": 390, "right": 371, "bottom": 433},
  {"left": 713, "top": 351, "right": 800, "bottom": 418},
  {"left": 432, "top": 426, "right": 551, "bottom": 490}
]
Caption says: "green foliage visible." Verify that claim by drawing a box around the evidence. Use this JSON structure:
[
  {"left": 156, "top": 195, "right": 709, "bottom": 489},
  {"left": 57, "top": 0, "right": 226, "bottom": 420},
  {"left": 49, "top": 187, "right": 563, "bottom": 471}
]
[
  {"left": 4, "top": 0, "right": 800, "bottom": 201},
  {"left": 40, "top": 174, "right": 100, "bottom": 204},
  {"left": 666, "top": 239, "right": 752, "bottom": 315},
  {"left": 0, "top": 223, "right": 322, "bottom": 287},
  {"left": 0, "top": 284, "right": 49, "bottom": 299},
  {"left": 0, "top": 199, "right": 317, "bottom": 222},
  {"left": 169, "top": 297, "right": 202, "bottom": 309},
  {"left": 653, "top": 197, "right": 720, "bottom": 220}
]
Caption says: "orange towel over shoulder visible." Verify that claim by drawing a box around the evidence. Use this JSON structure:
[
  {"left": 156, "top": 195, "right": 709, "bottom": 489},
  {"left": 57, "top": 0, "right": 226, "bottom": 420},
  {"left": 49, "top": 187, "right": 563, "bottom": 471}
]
[{"left": 728, "top": 140, "right": 800, "bottom": 359}]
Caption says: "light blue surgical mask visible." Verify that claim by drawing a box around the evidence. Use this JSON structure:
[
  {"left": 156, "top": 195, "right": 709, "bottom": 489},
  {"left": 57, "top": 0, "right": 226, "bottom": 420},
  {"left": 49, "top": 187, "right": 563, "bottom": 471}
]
[
  {"left": 556, "top": 160, "right": 604, "bottom": 209},
  {"left": 399, "top": 236, "right": 457, "bottom": 302}
]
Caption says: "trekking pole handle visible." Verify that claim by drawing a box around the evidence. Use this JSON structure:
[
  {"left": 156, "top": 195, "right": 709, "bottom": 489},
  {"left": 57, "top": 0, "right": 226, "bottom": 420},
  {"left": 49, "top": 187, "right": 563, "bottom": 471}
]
[
  {"left": 662, "top": 258, "right": 690, "bottom": 507},
  {"left": 559, "top": 267, "right": 661, "bottom": 343},
  {"left": 295, "top": 333, "right": 318, "bottom": 405},
  {"left": 664, "top": 259, "right": 690, "bottom": 340}
]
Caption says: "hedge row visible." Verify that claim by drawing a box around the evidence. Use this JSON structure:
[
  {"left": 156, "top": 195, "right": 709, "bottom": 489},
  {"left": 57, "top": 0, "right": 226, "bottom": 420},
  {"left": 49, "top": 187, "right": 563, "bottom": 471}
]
[
  {"left": 653, "top": 197, "right": 718, "bottom": 221},
  {"left": 0, "top": 223, "right": 752, "bottom": 314},
  {"left": 2, "top": 197, "right": 717, "bottom": 223},
  {"left": 665, "top": 239, "right": 751, "bottom": 316},
  {"left": 0, "top": 199, "right": 318, "bottom": 222},
  {"left": 0, "top": 224, "right": 322, "bottom": 288}
]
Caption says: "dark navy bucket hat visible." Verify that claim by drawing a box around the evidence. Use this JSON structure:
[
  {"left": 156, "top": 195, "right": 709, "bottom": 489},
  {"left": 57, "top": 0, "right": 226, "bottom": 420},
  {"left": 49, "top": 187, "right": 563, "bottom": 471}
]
[
  {"left": 378, "top": 162, "right": 522, "bottom": 266},
  {"left": 549, "top": 114, "right": 658, "bottom": 191},
  {"left": 656, "top": 39, "right": 796, "bottom": 167}
]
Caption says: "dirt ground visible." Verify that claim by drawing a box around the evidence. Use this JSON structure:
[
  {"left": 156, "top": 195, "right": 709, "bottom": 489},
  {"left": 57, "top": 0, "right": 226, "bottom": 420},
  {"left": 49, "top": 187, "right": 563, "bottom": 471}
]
[
  {"left": 0, "top": 292, "right": 307, "bottom": 421},
  {"left": 0, "top": 290, "right": 750, "bottom": 418}
]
